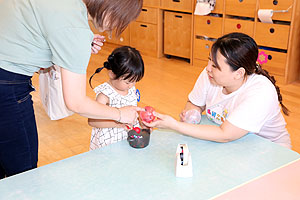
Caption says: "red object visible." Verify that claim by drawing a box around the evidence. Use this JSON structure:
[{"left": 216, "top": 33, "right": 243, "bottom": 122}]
[
  {"left": 237, "top": 24, "right": 241, "bottom": 29},
  {"left": 140, "top": 106, "right": 156, "bottom": 123},
  {"left": 133, "top": 127, "right": 141, "bottom": 134}
]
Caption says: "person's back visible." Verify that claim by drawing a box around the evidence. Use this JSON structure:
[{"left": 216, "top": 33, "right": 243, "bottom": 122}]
[{"left": 0, "top": 0, "right": 93, "bottom": 75}]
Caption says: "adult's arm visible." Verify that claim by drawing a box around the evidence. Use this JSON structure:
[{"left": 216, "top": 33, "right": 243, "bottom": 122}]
[
  {"left": 144, "top": 112, "right": 248, "bottom": 143},
  {"left": 60, "top": 68, "right": 140, "bottom": 124}
]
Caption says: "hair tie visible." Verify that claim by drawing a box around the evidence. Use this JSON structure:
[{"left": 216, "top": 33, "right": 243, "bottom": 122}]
[
  {"left": 108, "top": 54, "right": 114, "bottom": 61},
  {"left": 103, "top": 61, "right": 111, "bottom": 70}
]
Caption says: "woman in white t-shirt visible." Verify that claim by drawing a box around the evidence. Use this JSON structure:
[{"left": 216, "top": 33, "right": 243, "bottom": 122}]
[{"left": 144, "top": 32, "right": 291, "bottom": 148}]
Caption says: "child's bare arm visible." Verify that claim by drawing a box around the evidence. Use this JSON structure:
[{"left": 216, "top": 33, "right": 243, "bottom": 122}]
[{"left": 88, "top": 93, "right": 126, "bottom": 129}]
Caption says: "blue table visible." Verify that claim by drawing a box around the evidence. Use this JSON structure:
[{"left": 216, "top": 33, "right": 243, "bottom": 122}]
[{"left": 0, "top": 116, "right": 299, "bottom": 200}]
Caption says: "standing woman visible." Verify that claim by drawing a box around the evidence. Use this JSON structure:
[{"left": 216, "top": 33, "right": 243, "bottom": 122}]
[
  {"left": 144, "top": 32, "right": 291, "bottom": 148},
  {"left": 0, "top": 0, "right": 143, "bottom": 178}
]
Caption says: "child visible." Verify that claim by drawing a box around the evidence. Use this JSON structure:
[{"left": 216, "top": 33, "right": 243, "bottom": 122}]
[{"left": 88, "top": 46, "right": 144, "bottom": 150}]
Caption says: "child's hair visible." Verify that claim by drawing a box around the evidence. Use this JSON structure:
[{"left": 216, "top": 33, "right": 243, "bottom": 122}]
[
  {"left": 211, "top": 32, "right": 289, "bottom": 115},
  {"left": 89, "top": 46, "right": 144, "bottom": 89}
]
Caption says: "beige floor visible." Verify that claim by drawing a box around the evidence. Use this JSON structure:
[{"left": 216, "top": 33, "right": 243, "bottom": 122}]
[{"left": 32, "top": 44, "right": 300, "bottom": 167}]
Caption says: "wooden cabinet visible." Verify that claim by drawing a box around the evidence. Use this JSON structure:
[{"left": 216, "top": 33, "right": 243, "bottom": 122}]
[
  {"left": 88, "top": 0, "right": 299, "bottom": 83},
  {"left": 192, "top": 0, "right": 300, "bottom": 84},
  {"left": 130, "top": 22, "right": 158, "bottom": 56},
  {"left": 164, "top": 11, "right": 192, "bottom": 59}
]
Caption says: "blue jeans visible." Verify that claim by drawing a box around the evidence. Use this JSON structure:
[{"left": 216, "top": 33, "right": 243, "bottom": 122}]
[{"left": 0, "top": 68, "right": 38, "bottom": 178}]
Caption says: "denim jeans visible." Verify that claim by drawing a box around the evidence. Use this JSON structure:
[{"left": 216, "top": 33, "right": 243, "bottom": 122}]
[{"left": 0, "top": 68, "right": 38, "bottom": 178}]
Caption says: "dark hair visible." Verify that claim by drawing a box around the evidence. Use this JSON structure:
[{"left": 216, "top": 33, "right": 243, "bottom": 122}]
[
  {"left": 89, "top": 46, "right": 144, "bottom": 88},
  {"left": 211, "top": 32, "right": 289, "bottom": 115},
  {"left": 85, "top": 0, "right": 143, "bottom": 36}
]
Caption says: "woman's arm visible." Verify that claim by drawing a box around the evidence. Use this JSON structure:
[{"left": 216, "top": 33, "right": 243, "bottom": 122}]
[
  {"left": 60, "top": 68, "right": 140, "bottom": 124},
  {"left": 88, "top": 93, "right": 126, "bottom": 129},
  {"left": 144, "top": 112, "right": 248, "bottom": 143}
]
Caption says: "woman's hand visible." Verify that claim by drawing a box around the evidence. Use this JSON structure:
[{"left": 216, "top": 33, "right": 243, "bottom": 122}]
[
  {"left": 142, "top": 111, "right": 177, "bottom": 129},
  {"left": 119, "top": 106, "right": 143, "bottom": 125},
  {"left": 91, "top": 34, "right": 105, "bottom": 54},
  {"left": 179, "top": 109, "right": 188, "bottom": 122}
]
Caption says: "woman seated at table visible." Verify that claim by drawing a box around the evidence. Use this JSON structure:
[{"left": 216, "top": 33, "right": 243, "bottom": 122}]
[{"left": 144, "top": 32, "right": 291, "bottom": 148}]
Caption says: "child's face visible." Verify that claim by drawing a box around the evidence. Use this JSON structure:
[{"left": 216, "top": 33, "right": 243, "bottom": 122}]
[{"left": 111, "top": 76, "right": 136, "bottom": 92}]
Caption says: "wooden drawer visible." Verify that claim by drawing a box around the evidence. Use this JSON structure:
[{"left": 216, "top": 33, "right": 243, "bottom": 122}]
[
  {"left": 88, "top": 21, "right": 130, "bottom": 45},
  {"left": 258, "top": 49, "right": 287, "bottom": 76},
  {"left": 194, "top": 15, "right": 223, "bottom": 38},
  {"left": 164, "top": 11, "right": 192, "bottom": 58},
  {"left": 136, "top": 7, "right": 158, "bottom": 24},
  {"left": 255, "top": 22, "right": 290, "bottom": 49},
  {"left": 225, "top": 0, "right": 257, "bottom": 17},
  {"left": 259, "top": 0, "right": 293, "bottom": 21},
  {"left": 130, "top": 22, "right": 157, "bottom": 56},
  {"left": 161, "top": 0, "right": 192, "bottom": 12},
  {"left": 224, "top": 18, "right": 254, "bottom": 37},
  {"left": 194, "top": 0, "right": 224, "bottom": 14},
  {"left": 143, "top": 0, "right": 160, "bottom": 7},
  {"left": 193, "top": 37, "right": 214, "bottom": 60}
]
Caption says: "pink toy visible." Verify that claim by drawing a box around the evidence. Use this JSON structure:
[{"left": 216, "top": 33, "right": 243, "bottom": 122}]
[{"left": 139, "top": 106, "right": 156, "bottom": 123}]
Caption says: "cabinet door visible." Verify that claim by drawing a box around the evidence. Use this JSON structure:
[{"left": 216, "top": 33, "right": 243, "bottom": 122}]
[
  {"left": 136, "top": 7, "right": 158, "bottom": 24},
  {"left": 224, "top": 18, "right": 254, "bottom": 36},
  {"left": 130, "top": 22, "right": 157, "bottom": 56},
  {"left": 193, "top": 37, "right": 214, "bottom": 60},
  {"left": 255, "top": 22, "right": 290, "bottom": 49},
  {"left": 258, "top": 49, "right": 287, "bottom": 77},
  {"left": 164, "top": 11, "right": 192, "bottom": 58},
  {"left": 259, "top": 0, "right": 293, "bottom": 21},
  {"left": 194, "top": 15, "right": 223, "bottom": 39},
  {"left": 225, "top": 0, "right": 257, "bottom": 17},
  {"left": 161, "top": 0, "right": 193, "bottom": 12}
]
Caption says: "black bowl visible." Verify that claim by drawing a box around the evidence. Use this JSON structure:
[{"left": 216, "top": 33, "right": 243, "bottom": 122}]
[{"left": 127, "top": 129, "right": 151, "bottom": 148}]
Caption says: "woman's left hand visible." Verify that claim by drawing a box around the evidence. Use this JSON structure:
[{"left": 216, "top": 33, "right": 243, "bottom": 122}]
[
  {"left": 142, "top": 111, "right": 177, "bottom": 129},
  {"left": 91, "top": 34, "right": 105, "bottom": 54}
]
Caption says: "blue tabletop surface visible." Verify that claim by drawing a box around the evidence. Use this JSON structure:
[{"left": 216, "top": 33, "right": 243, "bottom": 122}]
[{"left": 0, "top": 116, "right": 299, "bottom": 200}]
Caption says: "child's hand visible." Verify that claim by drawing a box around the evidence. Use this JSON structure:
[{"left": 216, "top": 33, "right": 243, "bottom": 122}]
[{"left": 91, "top": 34, "right": 105, "bottom": 54}]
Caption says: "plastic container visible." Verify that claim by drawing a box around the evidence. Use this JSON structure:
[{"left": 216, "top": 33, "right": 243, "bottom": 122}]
[{"left": 184, "top": 109, "right": 201, "bottom": 124}]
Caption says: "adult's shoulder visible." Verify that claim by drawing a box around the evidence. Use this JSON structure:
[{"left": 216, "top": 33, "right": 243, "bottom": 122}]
[
  {"left": 33, "top": 0, "right": 90, "bottom": 34},
  {"left": 243, "top": 74, "right": 278, "bottom": 101}
]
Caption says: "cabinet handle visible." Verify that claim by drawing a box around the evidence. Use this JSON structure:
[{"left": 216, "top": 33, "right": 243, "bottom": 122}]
[
  {"left": 273, "top": 0, "right": 278, "bottom": 5},
  {"left": 142, "top": 9, "right": 147, "bottom": 12},
  {"left": 173, "top": 0, "right": 180, "bottom": 2},
  {"left": 140, "top": 24, "right": 148, "bottom": 28},
  {"left": 175, "top": 15, "right": 183, "bottom": 18},
  {"left": 207, "top": 20, "right": 211, "bottom": 25},
  {"left": 268, "top": 55, "right": 273, "bottom": 60},
  {"left": 237, "top": 24, "right": 241, "bottom": 29},
  {"left": 239, "top": 0, "right": 243, "bottom": 2},
  {"left": 205, "top": 44, "right": 210, "bottom": 49},
  {"left": 270, "top": 28, "right": 275, "bottom": 33}
]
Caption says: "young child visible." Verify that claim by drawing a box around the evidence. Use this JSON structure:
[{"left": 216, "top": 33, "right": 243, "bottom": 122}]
[{"left": 88, "top": 46, "right": 144, "bottom": 150}]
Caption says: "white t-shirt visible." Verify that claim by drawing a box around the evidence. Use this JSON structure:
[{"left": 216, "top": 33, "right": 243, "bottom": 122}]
[{"left": 188, "top": 68, "right": 291, "bottom": 148}]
